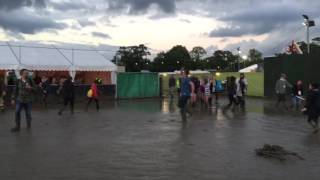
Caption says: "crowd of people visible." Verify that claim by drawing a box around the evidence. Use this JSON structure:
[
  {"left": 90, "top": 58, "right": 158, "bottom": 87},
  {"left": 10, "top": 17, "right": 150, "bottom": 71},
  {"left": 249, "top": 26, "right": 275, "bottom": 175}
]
[
  {"left": 0, "top": 69, "right": 320, "bottom": 133},
  {"left": 171, "top": 70, "right": 320, "bottom": 133},
  {"left": 0, "top": 69, "right": 101, "bottom": 132},
  {"left": 275, "top": 73, "right": 320, "bottom": 133},
  {"left": 169, "top": 70, "right": 248, "bottom": 122}
]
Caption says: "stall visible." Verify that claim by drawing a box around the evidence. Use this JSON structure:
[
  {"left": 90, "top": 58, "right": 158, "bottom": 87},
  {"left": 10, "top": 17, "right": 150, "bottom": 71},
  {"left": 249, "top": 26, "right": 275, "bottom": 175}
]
[{"left": 0, "top": 42, "right": 117, "bottom": 102}]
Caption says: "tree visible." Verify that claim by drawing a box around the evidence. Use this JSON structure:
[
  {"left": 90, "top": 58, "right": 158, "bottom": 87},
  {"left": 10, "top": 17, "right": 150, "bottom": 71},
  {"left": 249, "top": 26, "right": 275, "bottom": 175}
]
[
  {"left": 248, "top": 49, "right": 263, "bottom": 62},
  {"left": 164, "top": 45, "right": 191, "bottom": 71},
  {"left": 151, "top": 52, "right": 166, "bottom": 72},
  {"left": 204, "top": 50, "right": 237, "bottom": 71},
  {"left": 190, "top": 46, "right": 207, "bottom": 70},
  {"left": 113, "top": 44, "right": 151, "bottom": 72}
]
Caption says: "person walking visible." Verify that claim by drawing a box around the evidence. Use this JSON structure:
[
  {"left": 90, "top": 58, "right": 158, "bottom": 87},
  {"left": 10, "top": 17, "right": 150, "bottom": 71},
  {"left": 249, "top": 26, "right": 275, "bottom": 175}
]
[
  {"left": 178, "top": 70, "right": 195, "bottom": 122},
  {"left": 302, "top": 83, "right": 320, "bottom": 133},
  {"left": 275, "top": 73, "right": 292, "bottom": 109},
  {"left": 86, "top": 79, "right": 100, "bottom": 111},
  {"left": 204, "top": 78, "right": 211, "bottom": 107},
  {"left": 11, "top": 69, "right": 35, "bottom": 132},
  {"left": 199, "top": 79, "right": 205, "bottom": 105},
  {"left": 58, "top": 77, "right": 75, "bottom": 115},
  {"left": 39, "top": 76, "right": 50, "bottom": 108},
  {"left": 236, "top": 73, "right": 248, "bottom": 108},
  {"left": 168, "top": 75, "right": 176, "bottom": 99},
  {"left": 227, "top": 76, "right": 237, "bottom": 107},
  {"left": 291, "top": 80, "right": 304, "bottom": 110},
  {"left": 0, "top": 78, "right": 6, "bottom": 112},
  {"left": 212, "top": 75, "right": 220, "bottom": 104}
]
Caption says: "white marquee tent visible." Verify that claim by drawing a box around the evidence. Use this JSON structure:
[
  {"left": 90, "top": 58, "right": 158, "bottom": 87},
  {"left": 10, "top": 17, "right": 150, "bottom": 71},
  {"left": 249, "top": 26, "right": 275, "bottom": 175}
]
[{"left": 0, "top": 42, "right": 117, "bottom": 81}]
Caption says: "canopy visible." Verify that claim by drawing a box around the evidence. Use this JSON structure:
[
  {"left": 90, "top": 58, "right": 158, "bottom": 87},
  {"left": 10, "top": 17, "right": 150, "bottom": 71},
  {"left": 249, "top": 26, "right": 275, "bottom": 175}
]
[
  {"left": 0, "top": 42, "right": 19, "bottom": 70},
  {"left": 239, "top": 64, "right": 258, "bottom": 73},
  {"left": 0, "top": 42, "right": 117, "bottom": 72}
]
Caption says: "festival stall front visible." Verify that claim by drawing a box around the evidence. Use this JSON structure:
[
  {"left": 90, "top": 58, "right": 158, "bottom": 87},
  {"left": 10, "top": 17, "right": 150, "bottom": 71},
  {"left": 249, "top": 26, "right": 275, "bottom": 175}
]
[{"left": 0, "top": 42, "right": 118, "bottom": 102}]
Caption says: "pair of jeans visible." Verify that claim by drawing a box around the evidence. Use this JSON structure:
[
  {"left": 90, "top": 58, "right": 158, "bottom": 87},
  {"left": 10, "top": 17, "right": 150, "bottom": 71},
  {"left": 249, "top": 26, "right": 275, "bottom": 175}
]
[
  {"left": 291, "top": 96, "right": 302, "bottom": 108},
  {"left": 15, "top": 101, "right": 32, "bottom": 128},
  {"left": 179, "top": 95, "right": 190, "bottom": 121}
]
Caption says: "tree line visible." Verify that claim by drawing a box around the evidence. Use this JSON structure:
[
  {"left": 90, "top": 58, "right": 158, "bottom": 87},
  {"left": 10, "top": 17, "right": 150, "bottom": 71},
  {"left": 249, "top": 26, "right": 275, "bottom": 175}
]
[{"left": 112, "top": 44, "right": 263, "bottom": 72}]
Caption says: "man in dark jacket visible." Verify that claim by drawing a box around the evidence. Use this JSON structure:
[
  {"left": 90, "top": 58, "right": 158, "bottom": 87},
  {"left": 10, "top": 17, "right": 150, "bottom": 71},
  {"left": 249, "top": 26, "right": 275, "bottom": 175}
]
[
  {"left": 40, "top": 76, "right": 50, "bottom": 108},
  {"left": 302, "top": 83, "right": 320, "bottom": 133},
  {"left": 275, "top": 73, "right": 292, "bottom": 109},
  {"left": 11, "top": 69, "right": 36, "bottom": 132},
  {"left": 58, "top": 77, "right": 75, "bottom": 115}
]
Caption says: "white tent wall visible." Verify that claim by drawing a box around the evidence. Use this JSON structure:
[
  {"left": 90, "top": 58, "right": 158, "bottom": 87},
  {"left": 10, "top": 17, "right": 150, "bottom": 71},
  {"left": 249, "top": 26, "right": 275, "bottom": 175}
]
[{"left": 0, "top": 42, "right": 117, "bottom": 84}]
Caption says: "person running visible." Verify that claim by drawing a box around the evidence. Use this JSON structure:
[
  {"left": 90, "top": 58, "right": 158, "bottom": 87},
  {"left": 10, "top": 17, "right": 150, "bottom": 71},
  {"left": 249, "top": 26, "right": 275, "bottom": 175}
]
[
  {"left": 168, "top": 75, "right": 176, "bottom": 99},
  {"left": 39, "top": 76, "right": 50, "bottom": 108},
  {"left": 302, "top": 83, "right": 320, "bottom": 133},
  {"left": 236, "top": 73, "right": 248, "bottom": 108},
  {"left": 58, "top": 77, "right": 75, "bottom": 115},
  {"left": 11, "top": 69, "right": 35, "bottom": 132},
  {"left": 0, "top": 77, "right": 6, "bottom": 112},
  {"left": 178, "top": 70, "right": 195, "bottom": 122},
  {"left": 227, "top": 76, "right": 237, "bottom": 107},
  {"left": 291, "top": 80, "right": 304, "bottom": 110},
  {"left": 86, "top": 79, "right": 100, "bottom": 111},
  {"left": 275, "top": 73, "right": 292, "bottom": 109}
]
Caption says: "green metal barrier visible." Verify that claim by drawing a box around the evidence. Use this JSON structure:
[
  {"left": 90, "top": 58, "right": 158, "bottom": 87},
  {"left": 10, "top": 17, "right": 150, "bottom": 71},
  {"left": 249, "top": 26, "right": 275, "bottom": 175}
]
[
  {"left": 117, "top": 73, "right": 160, "bottom": 99},
  {"left": 264, "top": 55, "right": 320, "bottom": 97}
]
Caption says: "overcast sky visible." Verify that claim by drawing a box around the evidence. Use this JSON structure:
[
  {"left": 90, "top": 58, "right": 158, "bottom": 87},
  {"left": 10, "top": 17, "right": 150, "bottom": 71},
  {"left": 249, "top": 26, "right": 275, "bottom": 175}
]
[{"left": 0, "top": 0, "right": 319, "bottom": 56}]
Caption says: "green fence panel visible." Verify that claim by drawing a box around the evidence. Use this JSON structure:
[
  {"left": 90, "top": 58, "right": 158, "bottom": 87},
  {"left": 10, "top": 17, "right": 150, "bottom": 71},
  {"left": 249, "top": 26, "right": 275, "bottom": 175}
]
[
  {"left": 264, "top": 54, "right": 320, "bottom": 97},
  {"left": 117, "top": 73, "right": 159, "bottom": 99}
]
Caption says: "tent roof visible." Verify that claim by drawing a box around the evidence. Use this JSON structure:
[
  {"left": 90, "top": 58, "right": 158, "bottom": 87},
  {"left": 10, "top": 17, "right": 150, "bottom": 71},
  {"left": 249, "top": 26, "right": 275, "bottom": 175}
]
[
  {"left": 239, "top": 64, "right": 258, "bottom": 73},
  {"left": 0, "top": 42, "right": 19, "bottom": 70},
  {"left": 0, "top": 42, "right": 116, "bottom": 72}
]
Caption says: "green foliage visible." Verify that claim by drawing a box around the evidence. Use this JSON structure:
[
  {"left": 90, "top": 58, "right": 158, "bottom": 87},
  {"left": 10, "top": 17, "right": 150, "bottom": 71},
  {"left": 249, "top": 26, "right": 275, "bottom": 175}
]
[
  {"left": 152, "top": 45, "right": 191, "bottom": 72},
  {"left": 113, "top": 44, "right": 265, "bottom": 72},
  {"left": 113, "top": 44, "right": 151, "bottom": 72}
]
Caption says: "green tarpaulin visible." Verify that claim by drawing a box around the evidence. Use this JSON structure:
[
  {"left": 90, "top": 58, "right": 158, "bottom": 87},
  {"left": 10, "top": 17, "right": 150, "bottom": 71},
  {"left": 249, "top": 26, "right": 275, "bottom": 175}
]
[{"left": 117, "top": 73, "right": 160, "bottom": 99}]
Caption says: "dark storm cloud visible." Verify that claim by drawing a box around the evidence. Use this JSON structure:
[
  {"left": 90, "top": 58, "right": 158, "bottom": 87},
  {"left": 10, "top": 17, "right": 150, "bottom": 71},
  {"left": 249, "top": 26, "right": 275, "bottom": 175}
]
[
  {"left": 49, "top": 1, "right": 88, "bottom": 11},
  {"left": 209, "top": 3, "right": 306, "bottom": 37},
  {"left": 0, "top": 0, "right": 46, "bottom": 10},
  {"left": 0, "top": 10, "right": 67, "bottom": 34},
  {"left": 107, "top": 0, "right": 176, "bottom": 14},
  {"left": 92, "top": 32, "right": 111, "bottom": 39}
]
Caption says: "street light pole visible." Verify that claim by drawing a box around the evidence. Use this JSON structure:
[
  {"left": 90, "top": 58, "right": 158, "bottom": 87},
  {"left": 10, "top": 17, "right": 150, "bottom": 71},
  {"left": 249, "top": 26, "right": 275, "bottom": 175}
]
[
  {"left": 306, "top": 19, "right": 311, "bottom": 54},
  {"left": 303, "top": 14, "right": 316, "bottom": 54},
  {"left": 237, "top": 47, "right": 241, "bottom": 72}
]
